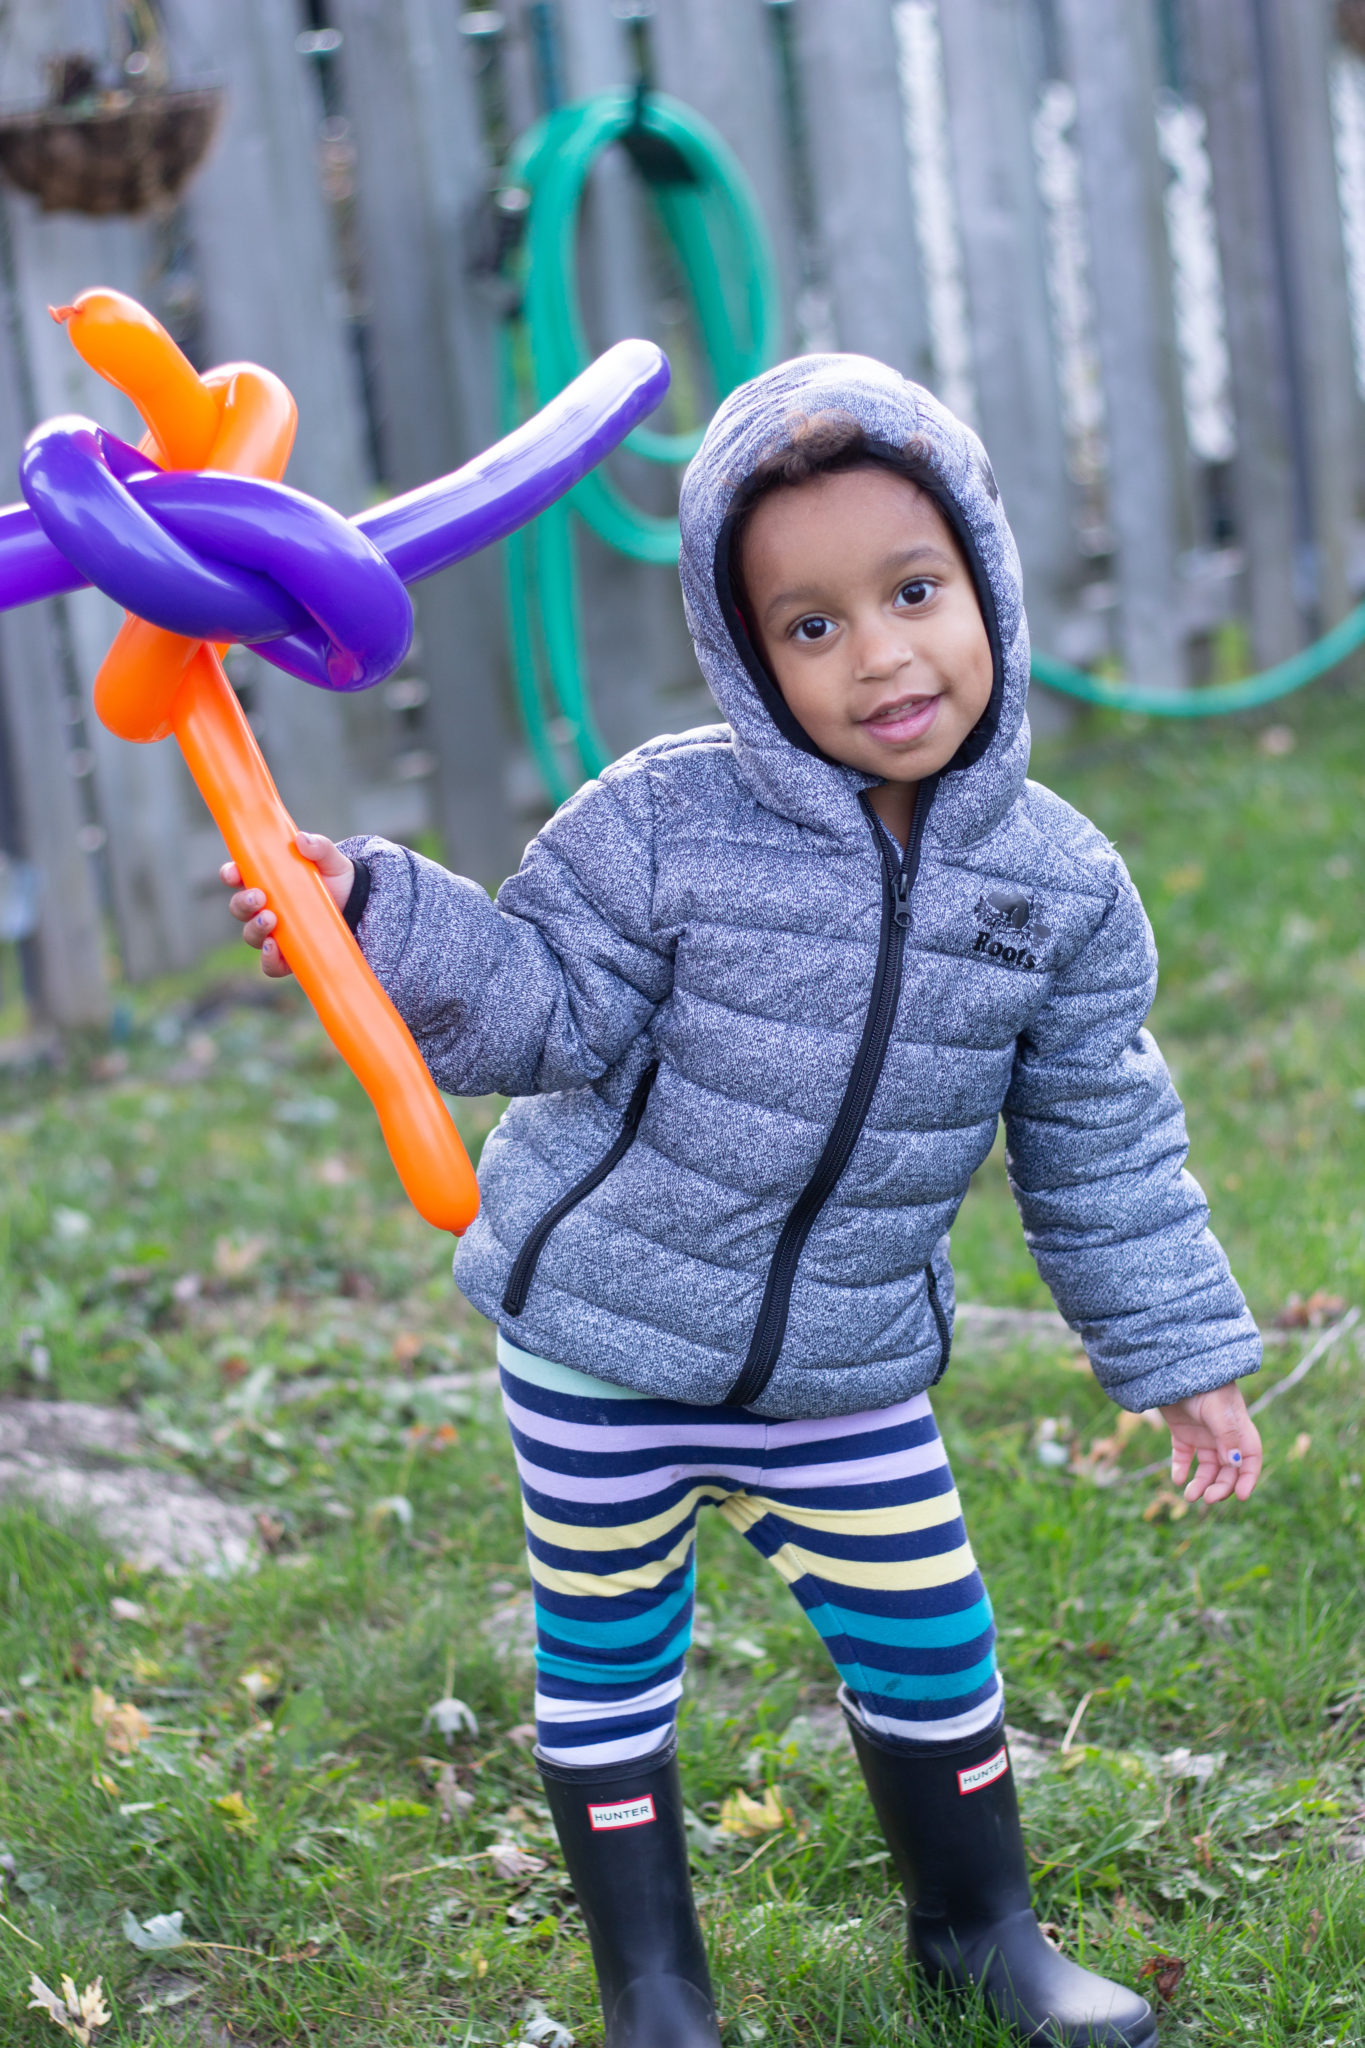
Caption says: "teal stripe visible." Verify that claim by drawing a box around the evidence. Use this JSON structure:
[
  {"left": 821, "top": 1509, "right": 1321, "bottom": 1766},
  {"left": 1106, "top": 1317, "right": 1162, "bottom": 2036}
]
[
  {"left": 805, "top": 1593, "right": 993, "bottom": 1651},
  {"left": 535, "top": 1619, "right": 693, "bottom": 1685},
  {"left": 825, "top": 1647, "right": 999, "bottom": 1702},
  {"left": 535, "top": 1569, "right": 695, "bottom": 1649},
  {"left": 498, "top": 1332, "right": 642, "bottom": 1401}
]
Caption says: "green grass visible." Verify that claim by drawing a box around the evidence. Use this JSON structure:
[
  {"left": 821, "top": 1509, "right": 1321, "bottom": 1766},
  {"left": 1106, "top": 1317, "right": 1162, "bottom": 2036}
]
[{"left": 1, "top": 689, "right": 1363, "bottom": 2044}]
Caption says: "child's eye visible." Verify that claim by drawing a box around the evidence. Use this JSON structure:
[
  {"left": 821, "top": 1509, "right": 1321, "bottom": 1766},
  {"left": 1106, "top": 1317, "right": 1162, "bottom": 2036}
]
[
  {"left": 792, "top": 614, "right": 836, "bottom": 644},
  {"left": 896, "top": 578, "right": 935, "bottom": 608}
]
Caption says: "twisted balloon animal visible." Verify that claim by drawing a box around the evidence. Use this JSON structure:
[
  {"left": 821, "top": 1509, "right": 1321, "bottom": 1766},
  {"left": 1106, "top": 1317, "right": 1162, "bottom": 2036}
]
[{"left": 0, "top": 289, "right": 671, "bottom": 1232}]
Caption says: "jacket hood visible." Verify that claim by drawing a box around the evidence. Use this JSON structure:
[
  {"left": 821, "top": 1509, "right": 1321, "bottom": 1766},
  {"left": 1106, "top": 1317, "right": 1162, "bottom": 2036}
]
[{"left": 677, "top": 353, "right": 1031, "bottom": 847}]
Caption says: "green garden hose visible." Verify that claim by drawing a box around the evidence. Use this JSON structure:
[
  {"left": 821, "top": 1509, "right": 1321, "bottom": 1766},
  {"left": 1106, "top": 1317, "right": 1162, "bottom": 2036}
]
[
  {"left": 498, "top": 90, "right": 1361, "bottom": 797},
  {"left": 1031, "top": 605, "right": 1365, "bottom": 717},
  {"left": 497, "top": 88, "right": 778, "bottom": 803}
]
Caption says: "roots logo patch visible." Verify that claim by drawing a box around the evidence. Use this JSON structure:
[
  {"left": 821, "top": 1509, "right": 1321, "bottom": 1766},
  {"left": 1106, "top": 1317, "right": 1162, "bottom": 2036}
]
[
  {"left": 588, "top": 1794, "right": 656, "bottom": 1831},
  {"left": 971, "top": 885, "right": 1050, "bottom": 971}
]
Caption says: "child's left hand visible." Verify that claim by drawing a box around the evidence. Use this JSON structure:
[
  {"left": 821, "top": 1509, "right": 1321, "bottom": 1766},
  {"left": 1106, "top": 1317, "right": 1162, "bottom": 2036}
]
[{"left": 1159, "top": 1383, "right": 1262, "bottom": 1503}]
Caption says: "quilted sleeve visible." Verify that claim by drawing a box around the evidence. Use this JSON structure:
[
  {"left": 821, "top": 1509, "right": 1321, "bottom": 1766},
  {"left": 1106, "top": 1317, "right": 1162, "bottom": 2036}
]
[
  {"left": 339, "top": 761, "right": 673, "bottom": 1098},
  {"left": 1001, "top": 861, "right": 1261, "bottom": 1411}
]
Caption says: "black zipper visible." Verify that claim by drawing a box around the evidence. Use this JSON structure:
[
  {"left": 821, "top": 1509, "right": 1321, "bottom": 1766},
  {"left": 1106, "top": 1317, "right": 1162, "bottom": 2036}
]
[
  {"left": 925, "top": 1259, "right": 952, "bottom": 1384},
  {"left": 501, "top": 1060, "right": 659, "bottom": 1318},
  {"left": 724, "top": 781, "right": 938, "bottom": 1407}
]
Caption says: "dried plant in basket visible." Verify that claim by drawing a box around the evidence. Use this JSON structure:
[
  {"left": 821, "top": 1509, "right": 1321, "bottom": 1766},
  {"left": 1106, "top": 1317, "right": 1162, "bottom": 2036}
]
[{"left": 0, "top": 48, "right": 222, "bottom": 217}]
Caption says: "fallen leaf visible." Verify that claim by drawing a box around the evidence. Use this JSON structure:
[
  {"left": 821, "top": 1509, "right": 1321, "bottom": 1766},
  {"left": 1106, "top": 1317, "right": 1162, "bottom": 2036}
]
[
  {"left": 212, "top": 1791, "right": 257, "bottom": 1833},
  {"left": 392, "top": 1330, "right": 423, "bottom": 1365},
  {"left": 519, "top": 2001, "right": 575, "bottom": 2048},
  {"left": 277, "top": 1940, "right": 322, "bottom": 1962},
  {"left": 718, "top": 1784, "right": 789, "bottom": 1839},
  {"left": 213, "top": 1232, "right": 269, "bottom": 1279},
  {"left": 1138, "top": 1953, "right": 1186, "bottom": 2002},
  {"left": 436, "top": 1761, "right": 473, "bottom": 1823},
  {"left": 487, "top": 1841, "right": 546, "bottom": 1882},
  {"left": 122, "top": 1908, "right": 187, "bottom": 1951},
  {"left": 1289, "top": 1432, "right": 1311, "bottom": 1461},
  {"left": 1302, "top": 1907, "right": 1324, "bottom": 1955},
  {"left": 91, "top": 1771, "right": 120, "bottom": 1797},
  {"left": 1141, "top": 1488, "right": 1189, "bottom": 1524},
  {"left": 109, "top": 1598, "right": 146, "bottom": 1623},
  {"left": 366, "top": 1494, "right": 414, "bottom": 1533},
  {"left": 254, "top": 1510, "right": 286, "bottom": 1550},
  {"left": 218, "top": 1354, "right": 250, "bottom": 1383},
  {"left": 90, "top": 1686, "right": 150, "bottom": 1755},
  {"left": 27, "top": 1973, "right": 111, "bottom": 2044},
  {"left": 237, "top": 1666, "right": 281, "bottom": 1706},
  {"left": 423, "top": 1695, "right": 478, "bottom": 1745}
]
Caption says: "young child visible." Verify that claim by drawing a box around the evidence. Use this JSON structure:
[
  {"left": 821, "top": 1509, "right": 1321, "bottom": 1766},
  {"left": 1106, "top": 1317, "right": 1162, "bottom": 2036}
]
[{"left": 225, "top": 356, "right": 1263, "bottom": 2048}]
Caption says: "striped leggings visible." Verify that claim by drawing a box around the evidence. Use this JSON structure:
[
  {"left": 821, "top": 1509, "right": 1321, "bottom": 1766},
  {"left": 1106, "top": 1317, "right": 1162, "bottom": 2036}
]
[{"left": 498, "top": 1336, "right": 1002, "bottom": 1767}]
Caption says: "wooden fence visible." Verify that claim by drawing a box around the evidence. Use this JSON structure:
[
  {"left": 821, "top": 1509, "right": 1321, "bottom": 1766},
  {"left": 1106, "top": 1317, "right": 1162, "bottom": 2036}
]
[{"left": 0, "top": 0, "right": 1362, "bottom": 1027}]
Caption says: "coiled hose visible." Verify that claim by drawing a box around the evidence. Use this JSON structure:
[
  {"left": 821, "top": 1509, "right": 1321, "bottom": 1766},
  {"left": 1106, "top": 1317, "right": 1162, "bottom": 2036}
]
[
  {"left": 498, "top": 90, "right": 1360, "bottom": 789},
  {"left": 497, "top": 87, "right": 777, "bottom": 803}
]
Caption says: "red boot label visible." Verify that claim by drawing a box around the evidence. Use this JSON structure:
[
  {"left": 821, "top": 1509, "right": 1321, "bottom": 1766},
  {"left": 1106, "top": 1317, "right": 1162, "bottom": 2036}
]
[
  {"left": 957, "top": 1747, "right": 1009, "bottom": 1795},
  {"left": 587, "top": 1794, "right": 657, "bottom": 1830}
]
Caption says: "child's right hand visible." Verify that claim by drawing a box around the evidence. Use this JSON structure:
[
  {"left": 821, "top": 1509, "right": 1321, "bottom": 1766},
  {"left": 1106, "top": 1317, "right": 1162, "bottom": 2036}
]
[{"left": 220, "top": 831, "right": 355, "bottom": 979}]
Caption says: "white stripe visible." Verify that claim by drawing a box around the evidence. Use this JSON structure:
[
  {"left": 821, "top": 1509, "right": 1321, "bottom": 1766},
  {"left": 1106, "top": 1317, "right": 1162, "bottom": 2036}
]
[
  {"left": 536, "top": 1724, "right": 676, "bottom": 1768},
  {"left": 535, "top": 1675, "right": 684, "bottom": 1725},
  {"left": 849, "top": 1676, "right": 1004, "bottom": 1747},
  {"left": 512, "top": 1437, "right": 949, "bottom": 1507}
]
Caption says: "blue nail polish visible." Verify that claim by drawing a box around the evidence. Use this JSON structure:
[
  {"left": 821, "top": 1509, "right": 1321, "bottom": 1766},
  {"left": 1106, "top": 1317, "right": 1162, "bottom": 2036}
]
[{"left": 1229, "top": 1450, "right": 1242, "bottom": 1465}]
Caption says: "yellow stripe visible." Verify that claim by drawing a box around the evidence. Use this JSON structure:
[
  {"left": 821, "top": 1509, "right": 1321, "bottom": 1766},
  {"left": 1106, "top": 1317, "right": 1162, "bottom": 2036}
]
[
  {"left": 764, "top": 1537, "right": 979, "bottom": 1592},
  {"left": 527, "top": 1524, "right": 699, "bottom": 1601},
  {"left": 522, "top": 1483, "right": 730, "bottom": 1554},
  {"left": 747, "top": 1488, "right": 963, "bottom": 1539}
]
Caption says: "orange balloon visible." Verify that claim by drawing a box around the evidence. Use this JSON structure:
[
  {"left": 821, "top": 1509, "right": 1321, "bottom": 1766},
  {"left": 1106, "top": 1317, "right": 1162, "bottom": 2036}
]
[{"left": 56, "top": 288, "right": 480, "bottom": 1235}]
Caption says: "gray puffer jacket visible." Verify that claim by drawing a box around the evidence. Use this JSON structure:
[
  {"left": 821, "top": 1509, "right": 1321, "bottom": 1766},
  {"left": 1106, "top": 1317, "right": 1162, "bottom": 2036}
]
[{"left": 344, "top": 353, "right": 1259, "bottom": 1418}]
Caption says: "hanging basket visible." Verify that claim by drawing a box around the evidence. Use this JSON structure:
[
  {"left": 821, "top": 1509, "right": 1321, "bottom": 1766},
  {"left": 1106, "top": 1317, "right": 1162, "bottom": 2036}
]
[
  {"left": 0, "top": 85, "right": 223, "bottom": 217},
  {"left": 1340, "top": 2, "right": 1365, "bottom": 58}
]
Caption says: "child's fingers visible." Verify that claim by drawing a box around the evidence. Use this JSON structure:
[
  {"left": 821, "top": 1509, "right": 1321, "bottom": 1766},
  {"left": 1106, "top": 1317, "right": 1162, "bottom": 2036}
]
[
  {"left": 240, "top": 907, "right": 276, "bottom": 950},
  {"left": 1169, "top": 1435, "right": 1196, "bottom": 1488},
  {"left": 260, "top": 936, "right": 293, "bottom": 979},
  {"left": 228, "top": 887, "right": 266, "bottom": 926},
  {"left": 296, "top": 830, "right": 349, "bottom": 875},
  {"left": 219, "top": 858, "right": 243, "bottom": 888},
  {"left": 1180, "top": 1440, "right": 1221, "bottom": 1500}
]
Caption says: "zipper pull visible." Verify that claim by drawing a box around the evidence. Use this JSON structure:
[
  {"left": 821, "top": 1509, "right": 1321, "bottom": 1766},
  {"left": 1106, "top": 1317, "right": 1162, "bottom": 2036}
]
[{"left": 892, "top": 872, "right": 913, "bottom": 927}]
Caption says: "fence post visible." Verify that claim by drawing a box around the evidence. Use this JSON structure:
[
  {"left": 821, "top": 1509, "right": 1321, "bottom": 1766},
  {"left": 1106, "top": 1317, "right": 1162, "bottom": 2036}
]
[
  {"left": 936, "top": 0, "right": 1079, "bottom": 657},
  {"left": 1259, "top": 0, "right": 1361, "bottom": 638},
  {"left": 649, "top": 0, "right": 800, "bottom": 354},
  {"left": 1180, "top": 0, "right": 1302, "bottom": 665},
  {"left": 793, "top": 0, "right": 932, "bottom": 385},
  {"left": 169, "top": 0, "right": 365, "bottom": 842},
  {"left": 546, "top": 0, "right": 709, "bottom": 761},
  {"left": 328, "top": 0, "right": 527, "bottom": 884},
  {"left": 1056, "top": 0, "right": 1191, "bottom": 689},
  {"left": 0, "top": 233, "right": 110, "bottom": 1029}
]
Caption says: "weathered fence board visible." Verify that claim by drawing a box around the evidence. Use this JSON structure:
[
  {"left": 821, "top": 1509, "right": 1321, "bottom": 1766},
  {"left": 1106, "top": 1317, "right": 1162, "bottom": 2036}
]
[
  {"left": 938, "top": 0, "right": 1079, "bottom": 656},
  {"left": 1182, "top": 0, "right": 1304, "bottom": 666},
  {"left": 1057, "top": 0, "right": 1193, "bottom": 690},
  {"left": 794, "top": 0, "right": 933, "bottom": 385},
  {"left": 330, "top": 0, "right": 527, "bottom": 884}
]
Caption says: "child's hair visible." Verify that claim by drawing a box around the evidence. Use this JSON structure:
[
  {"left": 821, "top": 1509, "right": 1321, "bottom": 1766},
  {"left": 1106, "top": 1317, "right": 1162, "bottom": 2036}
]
[{"left": 726, "top": 411, "right": 941, "bottom": 621}]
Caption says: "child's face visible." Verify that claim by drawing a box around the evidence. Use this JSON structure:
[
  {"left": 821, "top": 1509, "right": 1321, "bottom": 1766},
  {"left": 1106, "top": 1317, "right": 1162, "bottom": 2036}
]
[{"left": 739, "top": 467, "right": 994, "bottom": 782}]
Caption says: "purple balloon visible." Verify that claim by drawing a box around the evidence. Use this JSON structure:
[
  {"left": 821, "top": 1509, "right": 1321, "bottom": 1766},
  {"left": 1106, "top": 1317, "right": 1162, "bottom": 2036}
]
[{"left": 1, "top": 337, "right": 671, "bottom": 693}]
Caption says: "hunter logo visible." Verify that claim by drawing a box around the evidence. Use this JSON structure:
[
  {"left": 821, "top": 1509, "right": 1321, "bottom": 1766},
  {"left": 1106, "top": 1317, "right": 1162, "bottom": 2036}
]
[
  {"left": 972, "top": 885, "right": 1050, "bottom": 972},
  {"left": 958, "top": 1746, "right": 1009, "bottom": 1795},
  {"left": 588, "top": 1794, "right": 657, "bottom": 1831}
]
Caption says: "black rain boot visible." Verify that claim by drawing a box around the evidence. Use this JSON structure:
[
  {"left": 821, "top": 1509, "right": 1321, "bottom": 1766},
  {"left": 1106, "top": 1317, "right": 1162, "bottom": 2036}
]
[
  {"left": 537, "top": 1736, "right": 721, "bottom": 2048},
  {"left": 844, "top": 1702, "right": 1157, "bottom": 2045}
]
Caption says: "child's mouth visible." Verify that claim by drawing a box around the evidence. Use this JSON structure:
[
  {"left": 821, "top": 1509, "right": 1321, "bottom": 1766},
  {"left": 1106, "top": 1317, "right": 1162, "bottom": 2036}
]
[{"left": 859, "top": 693, "right": 941, "bottom": 742}]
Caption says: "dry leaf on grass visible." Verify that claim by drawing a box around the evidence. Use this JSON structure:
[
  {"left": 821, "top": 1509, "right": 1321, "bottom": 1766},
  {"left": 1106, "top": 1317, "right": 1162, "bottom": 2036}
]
[
  {"left": 27, "top": 1974, "right": 110, "bottom": 2044},
  {"left": 436, "top": 1761, "right": 473, "bottom": 1823},
  {"left": 211, "top": 1791, "right": 257, "bottom": 1833},
  {"left": 1141, "top": 1488, "right": 1189, "bottom": 1524},
  {"left": 1138, "top": 1953, "right": 1186, "bottom": 2002},
  {"left": 486, "top": 1842, "right": 547, "bottom": 1882},
  {"left": 90, "top": 1686, "right": 149, "bottom": 1755},
  {"left": 123, "top": 1909, "right": 187, "bottom": 1951},
  {"left": 237, "top": 1666, "right": 281, "bottom": 1706},
  {"left": 422, "top": 1694, "right": 478, "bottom": 1744},
  {"left": 718, "top": 1785, "right": 789, "bottom": 1839},
  {"left": 213, "top": 1233, "right": 269, "bottom": 1279}
]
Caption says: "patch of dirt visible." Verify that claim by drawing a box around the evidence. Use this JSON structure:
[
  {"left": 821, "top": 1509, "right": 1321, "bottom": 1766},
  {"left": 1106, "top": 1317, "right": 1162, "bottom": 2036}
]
[{"left": 0, "top": 1400, "right": 256, "bottom": 1576}]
